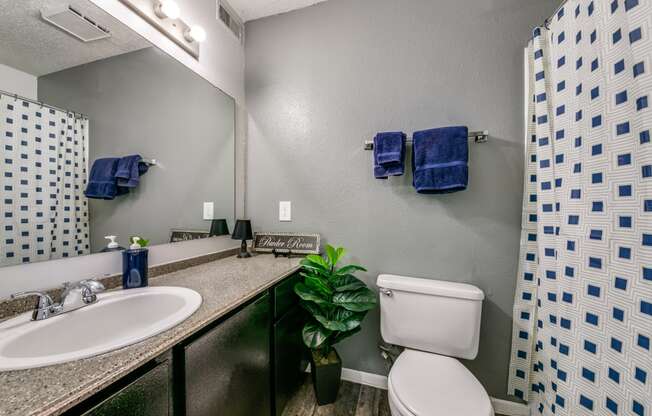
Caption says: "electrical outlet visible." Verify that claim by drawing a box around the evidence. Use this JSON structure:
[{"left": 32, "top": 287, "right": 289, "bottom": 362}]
[
  {"left": 203, "top": 202, "right": 214, "bottom": 220},
  {"left": 279, "top": 201, "right": 291, "bottom": 222}
]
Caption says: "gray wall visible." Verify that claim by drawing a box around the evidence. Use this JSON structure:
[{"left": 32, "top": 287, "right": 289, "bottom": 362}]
[
  {"left": 245, "top": 0, "right": 557, "bottom": 400},
  {"left": 39, "top": 48, "right": 235, "bottom": 252}
]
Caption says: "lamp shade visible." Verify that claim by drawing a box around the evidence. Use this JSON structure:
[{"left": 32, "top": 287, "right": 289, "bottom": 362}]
[
  {"left": 231, "top": 220, "right": 253, "bottom": 240},
  {"left": 209, "top": 219, "right": 230, "bottom": 236}
]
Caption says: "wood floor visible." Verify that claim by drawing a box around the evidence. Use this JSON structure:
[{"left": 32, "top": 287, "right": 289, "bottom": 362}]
[
  {"left": 282, "top": 375, "right": 391, "bottom": 416},
  {"left": 282, "top": 375, "right": 509, "bottom": 416}
]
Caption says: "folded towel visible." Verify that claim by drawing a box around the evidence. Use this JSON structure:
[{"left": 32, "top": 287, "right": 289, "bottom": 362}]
[
  {"left": 115, "top": 155, "right": 148, "bottom": 189},
  {"left": 85, "top": 158, "right": 121, "bottom": 200},
  {"left": 373, "top": 132, "right": 406, "bottom": 179},
  {"left": 412, "top": 126, "right": 468, "bottom": 193}
]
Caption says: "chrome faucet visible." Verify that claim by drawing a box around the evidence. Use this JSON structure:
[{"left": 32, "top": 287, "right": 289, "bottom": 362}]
[{"left": 10, "top": 279, "right": 106, "bottom": 321}]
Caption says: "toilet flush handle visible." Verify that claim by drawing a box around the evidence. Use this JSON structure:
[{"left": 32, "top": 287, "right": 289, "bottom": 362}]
[{"left": 379, "top": 288, "right": 393, "bottom": 297}]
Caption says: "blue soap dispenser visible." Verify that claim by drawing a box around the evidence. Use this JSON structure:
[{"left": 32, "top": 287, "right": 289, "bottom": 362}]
[{"left": 122, "top": 236, "right": 149, "bottom": 289}]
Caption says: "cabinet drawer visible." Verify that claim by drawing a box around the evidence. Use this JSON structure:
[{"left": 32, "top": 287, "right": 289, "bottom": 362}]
[{"left": 274, "top": 272, "right": 300, "bottom": 320}]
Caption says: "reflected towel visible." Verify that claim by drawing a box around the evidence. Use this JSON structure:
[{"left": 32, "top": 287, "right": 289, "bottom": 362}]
[
  {"left": 373, "top": 132, "right": 406, "bottom": 179},
  {"left": 115, "top": 155, "right": 148, "bottom": 189},
  {"left": 411, "top": 126, "right": 468, "bottom": 193},
  {"left": 85, "top": 158, "right": 121, "bottom": 200}
]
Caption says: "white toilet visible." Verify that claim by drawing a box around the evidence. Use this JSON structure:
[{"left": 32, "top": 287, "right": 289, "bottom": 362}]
[{"left": 377, "top": 274, "right": 494, "bottom": 416}]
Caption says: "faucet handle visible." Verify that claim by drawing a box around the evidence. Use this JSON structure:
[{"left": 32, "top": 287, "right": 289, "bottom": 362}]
[
  {"left": 79, "top": 279, "right": 105, "bottom": 304},
  {"left": 80, "top": 279, "right": 105, "bottom": 293}
]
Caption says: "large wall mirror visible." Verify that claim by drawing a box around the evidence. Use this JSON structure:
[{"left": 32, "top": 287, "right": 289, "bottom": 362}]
[{"left": 0, "top": 0, "right": 235, "bottom": 267}]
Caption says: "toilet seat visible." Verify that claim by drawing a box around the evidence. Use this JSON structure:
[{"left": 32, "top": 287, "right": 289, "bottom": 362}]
[{"left": 387, "top": 349, "right": 494, "bottom": 416}]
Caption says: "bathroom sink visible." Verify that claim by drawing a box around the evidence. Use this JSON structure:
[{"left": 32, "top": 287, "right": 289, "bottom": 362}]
[{"left": 0, "top": 286, "right": 202, "bottom": 371}]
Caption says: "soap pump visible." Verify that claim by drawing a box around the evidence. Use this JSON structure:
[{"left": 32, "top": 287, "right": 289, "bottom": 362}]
[{"left": 101, "top": 235, "right": 125, "bottom": 252}]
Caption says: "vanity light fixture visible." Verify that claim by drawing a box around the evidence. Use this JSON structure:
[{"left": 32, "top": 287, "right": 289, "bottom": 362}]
[
  {"left": 153, "top": 0, "right": 180, "bottom": 19},
  {"left": 184, "top": 25, "right": 207, "bottom": 43},
  {"left": 120, "top": 0, "right": 201, "bottom": 59}
]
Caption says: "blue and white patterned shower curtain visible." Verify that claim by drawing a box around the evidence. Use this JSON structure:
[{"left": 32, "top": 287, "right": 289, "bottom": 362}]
[
  {"left": 508, "top": 0, "right": 651, "bottom": 414},
  {"left": 1, "top": 95, "right": 90, "bottom": 266}
]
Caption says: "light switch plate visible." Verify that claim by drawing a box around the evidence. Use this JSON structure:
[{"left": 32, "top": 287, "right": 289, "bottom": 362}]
[
  {"left": 279, "top": 201, "right": 291, "bottom": 222},
  {"left": 203, "top": 202, "right": 214, "bottom": 220}
]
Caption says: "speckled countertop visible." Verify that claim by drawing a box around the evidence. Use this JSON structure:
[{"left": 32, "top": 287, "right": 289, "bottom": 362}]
[{"left": 0, "top": 253, "right": 301, "bottom": 416}]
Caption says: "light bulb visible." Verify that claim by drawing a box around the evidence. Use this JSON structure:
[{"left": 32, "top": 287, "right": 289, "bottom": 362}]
[
  {"left": 154, "top": 0, "right": 180, "bottom": 19},
  {"left": 185, "top": 25, "right": 207, "bottom": 43}
]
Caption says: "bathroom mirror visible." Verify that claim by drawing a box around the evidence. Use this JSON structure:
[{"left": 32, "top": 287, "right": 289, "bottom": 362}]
[{"left": 0, "top": 0, "right": 235, "bottom": 266}]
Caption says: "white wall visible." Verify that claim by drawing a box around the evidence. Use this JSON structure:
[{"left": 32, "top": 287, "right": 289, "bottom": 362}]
[
  {"left": 0, "top": 0, "right": 245, "bottom": 297},
  {"left": 0, "top": 64, "right": 37, "bottom": 100}
]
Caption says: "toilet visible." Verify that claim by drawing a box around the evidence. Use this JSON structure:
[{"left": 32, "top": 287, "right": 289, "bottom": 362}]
[{"left": 377, "top": 274, "right": 494, "bottom": 416}]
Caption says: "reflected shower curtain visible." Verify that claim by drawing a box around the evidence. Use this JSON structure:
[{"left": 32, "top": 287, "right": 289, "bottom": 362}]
[
  {"left": 0, "top": 95, "right": 90, "bottom": 266},
  {"left": 508, "top": 0, "right": 651, "bottom": 414}
]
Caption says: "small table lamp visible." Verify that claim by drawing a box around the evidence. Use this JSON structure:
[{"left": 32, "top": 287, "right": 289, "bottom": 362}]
[
  {"left": 232, "top": 219, "right": 253, "bottom": 258},
  {"left": 209, "top": 219, "right": 230, "bottom": 237}
]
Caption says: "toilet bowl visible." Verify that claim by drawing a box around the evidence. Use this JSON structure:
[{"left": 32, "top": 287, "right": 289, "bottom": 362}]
[
  {"left": 387, "top": 350, "right": 493, "bottom": 416},
  {"left": 377, "top": 274, "right": 493, "bottom": 416}
]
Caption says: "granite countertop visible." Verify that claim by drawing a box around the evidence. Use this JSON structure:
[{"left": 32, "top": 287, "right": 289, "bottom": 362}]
[{"left": 0, "top": 253, "right": 301, "bottom": 416}]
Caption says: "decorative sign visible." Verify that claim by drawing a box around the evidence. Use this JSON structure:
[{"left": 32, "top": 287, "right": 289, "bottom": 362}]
[
  {"left": 253, "top": 232, "right": 321, "bottom": 254},
  {"left": 169, "top": 229, "right": 210, "bottom": 243}
]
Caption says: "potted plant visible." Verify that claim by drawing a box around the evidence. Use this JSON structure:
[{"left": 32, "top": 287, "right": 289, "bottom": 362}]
[{"left": 294, "top": 245, "right": 377, "bottom": 405}]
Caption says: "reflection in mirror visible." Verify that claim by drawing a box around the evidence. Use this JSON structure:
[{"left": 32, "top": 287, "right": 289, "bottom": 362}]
[{"left": 0, "top": 0, "right": 235, "bottom": 267}]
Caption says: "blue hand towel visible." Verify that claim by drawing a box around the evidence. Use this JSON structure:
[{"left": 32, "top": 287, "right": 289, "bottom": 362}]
[
  {"left": 412, "top": 126, "right": 468, "bottom": 193},
  {"left": 85, "top": 158, "right": 121, "bottom": 200},
  {"left": 115, "top": 155, "right": 148, "bottom": 188},
  {"left": 373, "top": 132, "right": 406, "bottom": 179}
]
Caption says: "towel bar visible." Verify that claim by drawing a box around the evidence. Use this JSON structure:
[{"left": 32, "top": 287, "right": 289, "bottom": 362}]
[
  {"left": 141, "top": 158, "right": 158, "bottom": 166},
  {"left": 364, "top": 130, "right": 489, "bottom": 150}
]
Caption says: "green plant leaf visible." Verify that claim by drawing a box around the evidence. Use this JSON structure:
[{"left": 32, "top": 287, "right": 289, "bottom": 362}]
[
  {"left": 300, "top": 257, "right": 329, "bottom": 273},
  {"left": 304, "top": 274, "right": 333, "bottom": 297},
  {"left": 331, "top": 274, "right": 366, "bottom": 292},
  {"left": 331, "top": 309, "right": 366, "bottom": 330},
  {"left": 300, "top": 300, "right": 325, "bottom": 317},
  {"left": 331, "top": 326, "right": 362, "bottom": 345},
  {"left": 294, "top": 283, "right": 331, "bottom": 306},
  {"left": 314, "top": 315, "right": 348, "bottom": 331},
  {"left": 332, "top": 288, "right": 377, "bottom": 312},
  {"left": 334, "top": 264, "right": 367, "bottom": 275},
  {"left": 305, "top": 254, "right": 330, "bottom": 269},
  {"left": 326, "top": 245, "right": 345, "bottom": 267},
  {"left": 302, "top": 322, "right": 331, "bottom": 349}
]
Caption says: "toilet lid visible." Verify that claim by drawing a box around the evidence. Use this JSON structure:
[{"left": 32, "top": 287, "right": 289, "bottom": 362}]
[{"left": 388, "top": 349, "right": 493, "bottom": 416}]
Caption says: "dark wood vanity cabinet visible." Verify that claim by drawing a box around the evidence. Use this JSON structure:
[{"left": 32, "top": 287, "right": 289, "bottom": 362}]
[
  {"left": 183, "top": 293, "right": 271, "bottom": 416},
  {"left": 271, "top": 275, "right": 308, "bottom": 416},
  {"left": 66, "top": 272, "right": 305, "bottom": 416}
]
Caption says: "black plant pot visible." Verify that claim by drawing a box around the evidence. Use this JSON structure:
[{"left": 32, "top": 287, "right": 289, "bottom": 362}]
[{"left": 310, "top": 348, "right": 342, "bottom": 405}]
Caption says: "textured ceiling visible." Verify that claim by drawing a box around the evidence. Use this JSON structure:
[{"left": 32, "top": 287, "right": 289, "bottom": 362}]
[
  {"left": 0, "top": 0, "right": 150, "bottom": 76},
  {"left": 226, "top": 0, "right": 329, "bottom": 22}
]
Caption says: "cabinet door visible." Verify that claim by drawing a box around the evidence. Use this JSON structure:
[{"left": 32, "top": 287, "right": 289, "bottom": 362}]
[
  {"left": 273, "top": 305, "right": 307, "bottom": 416},
  {"left": 185, "top": 293, "right": 271, "bottom": 416},
  {"left": 81, "top": 361, "right": 171, "bottom": 416}
]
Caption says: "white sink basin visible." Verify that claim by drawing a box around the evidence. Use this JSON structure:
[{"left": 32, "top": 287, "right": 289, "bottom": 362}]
[{"left": 0, "top": 286, "right": 202, "bottom": 371}]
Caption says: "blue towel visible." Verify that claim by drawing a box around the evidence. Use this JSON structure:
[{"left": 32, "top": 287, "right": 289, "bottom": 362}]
[
  {"left": 373, "top": 132, "right": 406, "bottom": 179},
  {"left": 115, "top": 155, "right": 148, "bottom": 188},
  {"left": 412, "top": 126, "right": 468, "bottom": 193},
  {"left": 85, "top": 158, "right": 122, "bottom": 200}
]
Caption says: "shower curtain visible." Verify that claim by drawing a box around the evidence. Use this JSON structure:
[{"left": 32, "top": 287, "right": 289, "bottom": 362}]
[
  {"left": 1, "top": 94, "right": 90, "bottom": 266},
  {"left": 508, "top": 0, "right": 651, "bottom": 414}
]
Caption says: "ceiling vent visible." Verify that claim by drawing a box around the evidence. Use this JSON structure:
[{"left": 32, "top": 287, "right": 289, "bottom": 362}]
[
  {"left": 217, "top": 0, "right": 243, "bottom": 43},
  {"left": 41, "top": 5, "right": 111, "bottom": 42}
]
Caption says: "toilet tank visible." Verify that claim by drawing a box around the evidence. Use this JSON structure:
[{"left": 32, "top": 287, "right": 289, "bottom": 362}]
[{"left": 377, "top": 274, "right": 484, "bottom": 360}]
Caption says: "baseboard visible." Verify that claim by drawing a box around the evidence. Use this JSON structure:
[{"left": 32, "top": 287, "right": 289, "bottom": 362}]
[
  {"left": 336, "top": 368, "right": 529, "bottom": 416},
  {"left": 490, "top": 397, "right": 530, "bottom": 416},
  {"left": 340, "top": 367, "right": 389, "bottom": 390}
]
